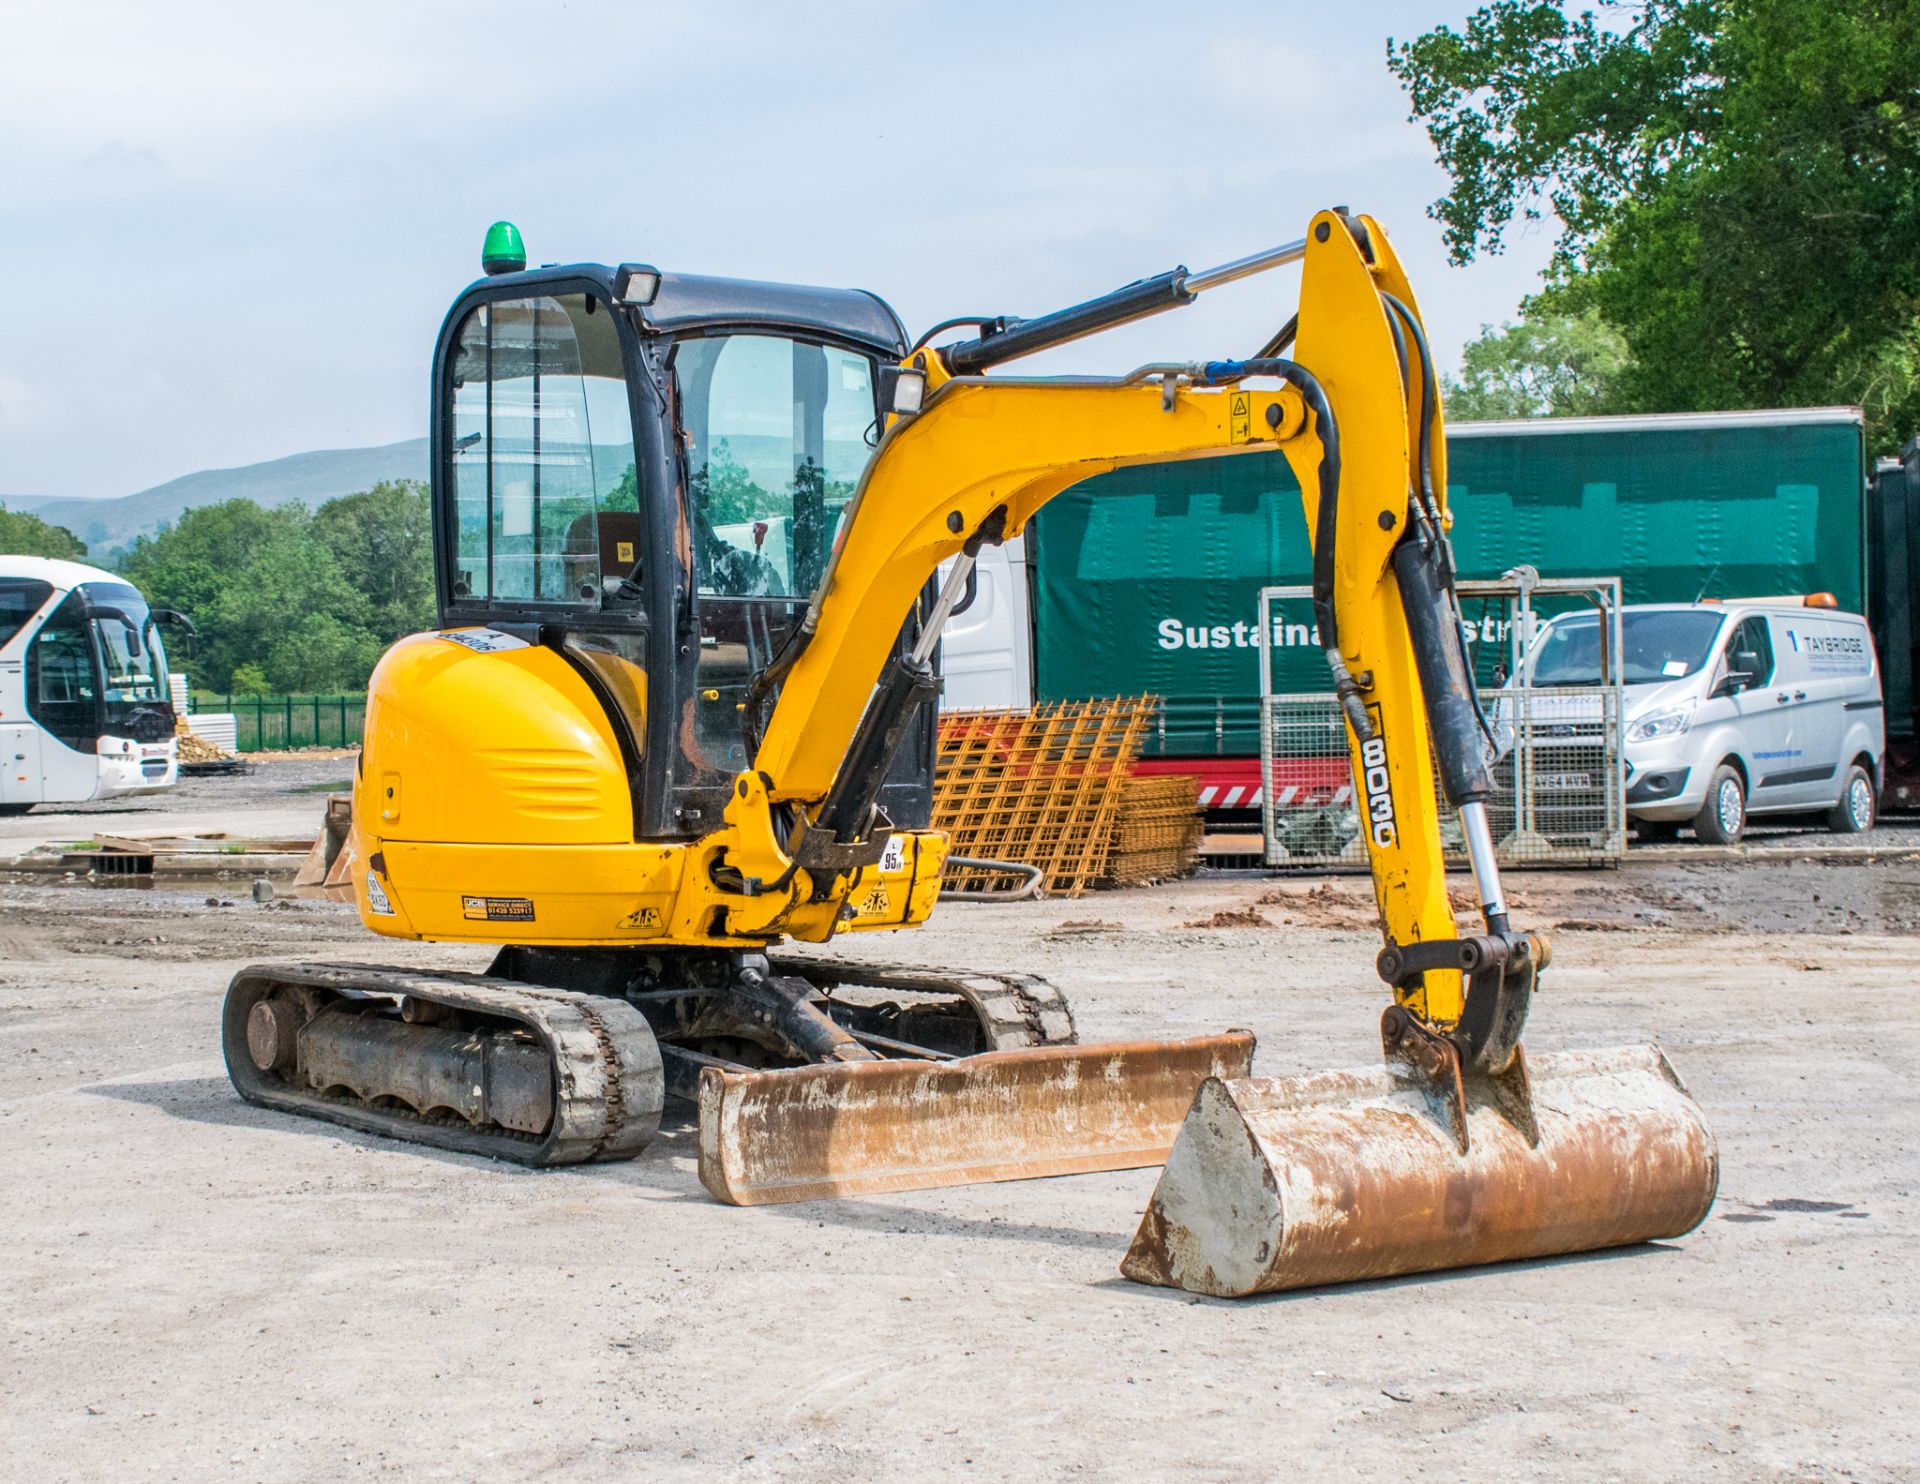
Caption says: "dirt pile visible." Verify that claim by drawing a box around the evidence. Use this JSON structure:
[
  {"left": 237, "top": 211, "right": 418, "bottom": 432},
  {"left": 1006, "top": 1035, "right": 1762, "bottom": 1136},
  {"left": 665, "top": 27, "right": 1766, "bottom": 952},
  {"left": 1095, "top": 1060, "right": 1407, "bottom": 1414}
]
[{"left": 174, "top": 722, "right": 233, "bottom": 763}]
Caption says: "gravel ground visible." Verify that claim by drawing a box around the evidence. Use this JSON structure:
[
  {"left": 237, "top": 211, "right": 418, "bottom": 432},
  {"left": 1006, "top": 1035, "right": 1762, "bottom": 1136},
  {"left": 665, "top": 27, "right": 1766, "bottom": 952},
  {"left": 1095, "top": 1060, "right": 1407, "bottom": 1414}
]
[{"left": 2, "top": 767, "right": 1917, "bottom": 1481}]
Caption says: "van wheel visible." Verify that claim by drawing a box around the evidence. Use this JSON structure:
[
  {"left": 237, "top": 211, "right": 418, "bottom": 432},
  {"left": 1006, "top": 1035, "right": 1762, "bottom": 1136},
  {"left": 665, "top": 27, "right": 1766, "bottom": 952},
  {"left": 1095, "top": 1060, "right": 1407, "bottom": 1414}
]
[
  {"left": 1825, "top": 765, "right": 1876, "bottom": 834},
  {"left": 1692, "top": 766, "right": 1746, "bottom": 845}
]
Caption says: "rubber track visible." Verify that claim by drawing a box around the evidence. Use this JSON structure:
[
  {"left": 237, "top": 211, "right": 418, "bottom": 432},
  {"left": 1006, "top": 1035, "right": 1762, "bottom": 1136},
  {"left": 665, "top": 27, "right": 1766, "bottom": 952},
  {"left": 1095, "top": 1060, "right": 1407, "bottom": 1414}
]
[
  {"left": 222, "top": 962, "right": 665, "bottom": 1167},
  {"left": 767, "top": 955, "right": 1078, "bottom": 1051}
]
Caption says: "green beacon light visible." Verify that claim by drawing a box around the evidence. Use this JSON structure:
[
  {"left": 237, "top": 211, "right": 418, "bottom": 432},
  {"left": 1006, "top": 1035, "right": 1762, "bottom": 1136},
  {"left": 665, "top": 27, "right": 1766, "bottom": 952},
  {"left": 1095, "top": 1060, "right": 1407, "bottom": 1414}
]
[{"left": 481, "top": 221, "right": 526, "bottom": 276}]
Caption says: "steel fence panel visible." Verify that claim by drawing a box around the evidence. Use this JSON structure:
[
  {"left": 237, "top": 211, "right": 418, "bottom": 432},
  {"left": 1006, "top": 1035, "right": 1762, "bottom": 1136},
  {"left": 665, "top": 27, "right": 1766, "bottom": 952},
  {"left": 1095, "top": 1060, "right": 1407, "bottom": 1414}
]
[
  {"left": 1260, "top": 687, "right": 1625, "bottom": 871},
  {"left": 212, "top": 693, "right": 366, "bottom": 751}
]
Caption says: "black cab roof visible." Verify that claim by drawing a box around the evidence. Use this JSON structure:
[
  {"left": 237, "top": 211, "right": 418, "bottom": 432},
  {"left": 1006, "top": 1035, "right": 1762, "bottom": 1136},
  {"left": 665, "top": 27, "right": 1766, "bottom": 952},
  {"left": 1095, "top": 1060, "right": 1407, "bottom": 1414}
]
[{"left": 454, "top": 262, "right": 907, "bottom": 356}]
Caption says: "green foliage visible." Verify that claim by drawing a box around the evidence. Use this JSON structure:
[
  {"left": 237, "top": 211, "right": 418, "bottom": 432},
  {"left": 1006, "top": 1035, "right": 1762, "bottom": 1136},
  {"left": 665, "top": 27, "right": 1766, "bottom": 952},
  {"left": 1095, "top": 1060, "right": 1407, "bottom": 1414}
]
[
  {"left": 311, "top": 481, "right": 436, "bottom": 640},
  {"left": 1391, "top": 0, "right": 1920, "bottom": 449},
  {"left": 0, "top": 502, "right": 88, "bottom": 559},
  {"left": 264, "top": 612, "right": 385, "bottom": 693},
  {"left": 604, "top": 462, "right": 640, "bottom": 513},
  {"left": 1445, "top": 309, "right": 1633, "bottom": 420},
  {"left": 694, "top": 439, "right": 771, "bottom": 525},
  {"left": 118, "top": 482, "right": 433, "bottom": 691},
  {"left": 229, "top": 662, "right": 271, "bottom": 695}
]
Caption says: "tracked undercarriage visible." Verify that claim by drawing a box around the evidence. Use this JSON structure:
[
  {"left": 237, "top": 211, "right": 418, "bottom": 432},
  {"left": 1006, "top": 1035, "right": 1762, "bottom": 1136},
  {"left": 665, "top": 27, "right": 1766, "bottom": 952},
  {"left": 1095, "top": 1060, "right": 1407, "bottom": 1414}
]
[{"left": 222, "top": 952, "right": 1081, "bottom": 1168}]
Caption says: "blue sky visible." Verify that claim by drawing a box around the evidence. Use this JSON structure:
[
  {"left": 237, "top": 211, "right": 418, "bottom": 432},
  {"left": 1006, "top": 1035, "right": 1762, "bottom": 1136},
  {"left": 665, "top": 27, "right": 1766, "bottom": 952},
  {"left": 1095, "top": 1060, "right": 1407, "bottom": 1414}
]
[{"left": 0, "top": 1, "right": 1558, "bottom": 500}]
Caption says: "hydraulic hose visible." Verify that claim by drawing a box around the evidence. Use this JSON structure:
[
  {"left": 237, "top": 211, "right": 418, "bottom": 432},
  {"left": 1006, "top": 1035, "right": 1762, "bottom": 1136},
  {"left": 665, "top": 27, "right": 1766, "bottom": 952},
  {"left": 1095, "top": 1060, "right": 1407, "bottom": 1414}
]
[{"left": 1379, "top": 292, "right": 1498, "bottom": 752}]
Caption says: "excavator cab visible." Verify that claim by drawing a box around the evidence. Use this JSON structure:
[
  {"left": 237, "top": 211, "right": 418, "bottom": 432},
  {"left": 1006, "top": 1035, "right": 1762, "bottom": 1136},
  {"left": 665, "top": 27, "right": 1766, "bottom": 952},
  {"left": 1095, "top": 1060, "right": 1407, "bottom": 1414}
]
[{"left": 430, "top": 268, "right": 935, "bottom": 845}]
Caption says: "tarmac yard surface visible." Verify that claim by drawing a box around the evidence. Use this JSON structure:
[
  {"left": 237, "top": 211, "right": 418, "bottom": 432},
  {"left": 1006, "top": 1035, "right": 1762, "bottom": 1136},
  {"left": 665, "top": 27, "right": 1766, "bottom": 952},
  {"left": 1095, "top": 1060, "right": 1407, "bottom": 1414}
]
[{"left": 2, "top": 775, "right": 1916, "bottom": 1479}]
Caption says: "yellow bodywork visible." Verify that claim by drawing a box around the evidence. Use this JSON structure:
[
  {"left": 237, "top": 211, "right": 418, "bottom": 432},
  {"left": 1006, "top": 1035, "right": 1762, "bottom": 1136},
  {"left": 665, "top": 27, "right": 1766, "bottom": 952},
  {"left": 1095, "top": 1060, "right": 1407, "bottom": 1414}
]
[
  {"left": 353, "top": 634, "right": 945, "bottom": 946},
  {"left": 351, "top": 209, "right": 1460, "bottom": 1020}
]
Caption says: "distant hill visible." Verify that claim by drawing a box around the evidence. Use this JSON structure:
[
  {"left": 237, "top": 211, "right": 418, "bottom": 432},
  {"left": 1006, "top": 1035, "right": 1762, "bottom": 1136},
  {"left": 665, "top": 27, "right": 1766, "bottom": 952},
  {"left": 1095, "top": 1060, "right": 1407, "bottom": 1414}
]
[{"left": 6, "top": 439, "right": 429, "bottom": 554}]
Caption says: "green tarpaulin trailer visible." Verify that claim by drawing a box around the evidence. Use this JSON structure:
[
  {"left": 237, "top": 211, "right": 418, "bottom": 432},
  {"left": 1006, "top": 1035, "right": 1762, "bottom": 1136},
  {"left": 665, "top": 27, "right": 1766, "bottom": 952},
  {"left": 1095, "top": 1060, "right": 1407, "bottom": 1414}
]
[
  {"left": 941, "top": 407, "right": 1873, "bottom": 814},
  {"left": 1869, "top": 438, "right": 1920, "bottom": 803}
]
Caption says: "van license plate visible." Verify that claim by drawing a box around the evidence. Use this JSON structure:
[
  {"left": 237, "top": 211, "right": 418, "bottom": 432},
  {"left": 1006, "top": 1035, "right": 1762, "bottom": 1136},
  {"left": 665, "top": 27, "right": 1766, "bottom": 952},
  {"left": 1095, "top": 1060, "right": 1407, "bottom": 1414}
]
[{"left": 1538, "top": 772, "right": 1592, "bottom": 791}]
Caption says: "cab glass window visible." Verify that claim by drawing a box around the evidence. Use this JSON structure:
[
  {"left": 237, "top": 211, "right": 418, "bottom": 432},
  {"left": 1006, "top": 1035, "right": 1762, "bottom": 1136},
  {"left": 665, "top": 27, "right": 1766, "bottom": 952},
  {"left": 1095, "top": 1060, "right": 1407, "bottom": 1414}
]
[
  {"left": 0, "top": 578, "right": 52, "bottom": 653},
  {"left": 86, "top": 583, "right": 166, "bottom": 702},
  {"left": 674, "top": 335, "right": 875, "bottom": 598},
  {"left": 447, "top": 293, "right": 636, "bottom": 606},
  {"left": 1724, "top": 616, "right": 1774, "bottom": 690},
  {"left": 27, "top": 590, "right": 98, "bottom": 751}
]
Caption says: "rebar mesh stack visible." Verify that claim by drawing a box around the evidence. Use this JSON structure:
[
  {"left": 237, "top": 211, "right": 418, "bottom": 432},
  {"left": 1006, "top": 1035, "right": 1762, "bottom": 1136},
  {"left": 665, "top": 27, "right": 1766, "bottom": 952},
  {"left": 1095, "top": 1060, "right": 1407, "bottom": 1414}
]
[{"left": 933, "top": 697, "right": 1199, "bottom": 897}]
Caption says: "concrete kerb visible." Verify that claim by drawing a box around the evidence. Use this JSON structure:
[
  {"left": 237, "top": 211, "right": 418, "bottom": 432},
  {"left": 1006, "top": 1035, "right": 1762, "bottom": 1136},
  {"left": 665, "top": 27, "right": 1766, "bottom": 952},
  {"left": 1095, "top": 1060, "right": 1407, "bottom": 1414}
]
[{"left": 1629, "top": 842, "right": 1920, "bottom": 867}]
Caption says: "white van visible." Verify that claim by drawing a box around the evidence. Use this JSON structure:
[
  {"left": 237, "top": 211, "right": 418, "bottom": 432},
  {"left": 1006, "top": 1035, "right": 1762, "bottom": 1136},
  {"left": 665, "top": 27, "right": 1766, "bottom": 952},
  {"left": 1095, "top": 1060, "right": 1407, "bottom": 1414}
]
[
  {"left": 0, "top": 556, "right": 181, "bottom": 813},
  {"left": 1521, "top": 597, "right": 1883, "bottom": 843}
]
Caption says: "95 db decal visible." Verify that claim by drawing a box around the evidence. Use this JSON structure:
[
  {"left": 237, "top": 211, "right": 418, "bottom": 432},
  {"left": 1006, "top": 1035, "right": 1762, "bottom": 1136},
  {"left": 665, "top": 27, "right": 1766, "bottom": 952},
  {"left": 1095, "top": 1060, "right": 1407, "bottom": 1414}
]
[
  {"left": 1358, "top": 708, "right": 1397, "bottom": 849},
  {"left": 462, "top": 895, "right": 536, "bottom": 922}
]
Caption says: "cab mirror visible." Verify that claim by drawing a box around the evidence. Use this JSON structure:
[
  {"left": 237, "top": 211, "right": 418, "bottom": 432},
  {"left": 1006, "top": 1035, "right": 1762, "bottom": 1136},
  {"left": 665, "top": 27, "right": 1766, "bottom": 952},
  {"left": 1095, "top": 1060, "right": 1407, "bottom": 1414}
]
[
  {"left": 1714, "top": 669, "right": 1755, "bottom": 698},
  {"left": 89, "top": 604, "right": 142, "bottom": 656}
]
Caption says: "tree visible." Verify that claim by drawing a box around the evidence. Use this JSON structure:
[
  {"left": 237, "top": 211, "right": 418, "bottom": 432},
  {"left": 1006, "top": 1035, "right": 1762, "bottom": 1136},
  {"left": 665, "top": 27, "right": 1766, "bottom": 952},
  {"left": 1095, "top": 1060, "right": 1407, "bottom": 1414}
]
[
  {"left": 0, "top": 502, "right": 87, "bottom": 560},
  {"left": 120, "top": 498, "right": 381, "bottom": 691},
  {"left": 1391, "top": 1, "right": 1920, "bottom": 449},
  {"left": 1445, "top": 308, "right": 1632, "bottom": 420},
  {"left": 264, "top": 613, "right": 384, "bottom": 693},
  {"left": 230, "top": 662, "right": 271, "bottom": 695},
  {"left": 311, "top": 481, "right": 436, "bottom": 640}
]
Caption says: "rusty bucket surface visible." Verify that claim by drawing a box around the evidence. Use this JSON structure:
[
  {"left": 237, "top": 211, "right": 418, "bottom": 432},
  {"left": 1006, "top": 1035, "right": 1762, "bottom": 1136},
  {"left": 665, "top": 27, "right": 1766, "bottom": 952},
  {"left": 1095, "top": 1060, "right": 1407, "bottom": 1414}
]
[
  {"left": 698, "top": 1030, "right": 1256, "bottom": 1206},
  {"left": 1121, "top": 1043, "right": 1718, "bottom": 1297}
]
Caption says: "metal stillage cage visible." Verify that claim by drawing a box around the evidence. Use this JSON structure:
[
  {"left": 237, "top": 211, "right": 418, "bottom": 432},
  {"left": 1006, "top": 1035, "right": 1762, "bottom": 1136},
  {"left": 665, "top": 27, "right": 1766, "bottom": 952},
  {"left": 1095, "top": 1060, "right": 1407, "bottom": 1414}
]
[{"left": 1257, "top": 571, "right": 1627, "bottom": 871}]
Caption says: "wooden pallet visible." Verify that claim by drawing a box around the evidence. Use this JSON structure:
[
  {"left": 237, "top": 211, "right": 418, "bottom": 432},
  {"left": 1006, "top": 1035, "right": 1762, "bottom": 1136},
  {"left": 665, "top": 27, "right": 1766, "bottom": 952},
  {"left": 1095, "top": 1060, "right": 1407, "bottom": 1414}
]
[{"left": 932, "top": 698, "right": 1160, "bottom": 898}]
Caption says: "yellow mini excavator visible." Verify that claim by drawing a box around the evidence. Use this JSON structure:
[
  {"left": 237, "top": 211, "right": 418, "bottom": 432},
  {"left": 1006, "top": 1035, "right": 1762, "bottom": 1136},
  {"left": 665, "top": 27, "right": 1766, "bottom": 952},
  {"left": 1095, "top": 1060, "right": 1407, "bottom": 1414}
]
[{"left": 224, "top": 210, "right": 1717, "bottom": 1295}]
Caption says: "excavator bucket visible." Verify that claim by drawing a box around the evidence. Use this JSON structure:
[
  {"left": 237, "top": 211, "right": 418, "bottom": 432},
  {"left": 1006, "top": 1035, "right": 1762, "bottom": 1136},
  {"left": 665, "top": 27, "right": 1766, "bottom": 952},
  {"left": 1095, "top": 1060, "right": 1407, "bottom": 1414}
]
[
  {"left": 697, "top": 1031, "right": 1256, "bottom": 1205},
  {"left": 1121, "top": 1044, "right": 1717, "bottom": 1297}
]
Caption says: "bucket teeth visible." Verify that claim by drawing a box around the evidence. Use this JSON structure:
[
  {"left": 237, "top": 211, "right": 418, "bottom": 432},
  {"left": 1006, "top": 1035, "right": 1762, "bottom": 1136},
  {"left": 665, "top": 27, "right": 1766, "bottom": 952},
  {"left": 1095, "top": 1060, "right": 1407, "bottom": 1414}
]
[
  {"left": 1120, "top": 1043, "right": 1719, "bottom": 1297},
  {"left": 697, "top": 1031, "right": 1256, "bottom": 1205}
]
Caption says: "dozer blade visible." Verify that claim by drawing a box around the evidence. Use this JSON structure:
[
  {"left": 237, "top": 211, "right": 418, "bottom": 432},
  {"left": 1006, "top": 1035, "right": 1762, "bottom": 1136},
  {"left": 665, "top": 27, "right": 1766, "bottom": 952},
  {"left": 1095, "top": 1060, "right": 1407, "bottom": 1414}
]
[
  {"left": 1121, "top": 1043, "right": 1718, "bottom": 1297},
  {"left": 697, "top": 1030, "right": 1256, "bottom": 1205}
]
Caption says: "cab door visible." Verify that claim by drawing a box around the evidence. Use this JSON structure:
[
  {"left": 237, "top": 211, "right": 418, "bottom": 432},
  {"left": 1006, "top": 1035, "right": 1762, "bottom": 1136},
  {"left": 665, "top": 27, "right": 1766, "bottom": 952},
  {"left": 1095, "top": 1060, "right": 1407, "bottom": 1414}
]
[
  {"left": 1767, "top": 613, "right": 1862, "bottom": 807},
  {"left": 1724, "top": 613, "right": 1821, "bottom": 809},
  {"left": 436, "top": 286, "right": 659, "bottom": 833}
]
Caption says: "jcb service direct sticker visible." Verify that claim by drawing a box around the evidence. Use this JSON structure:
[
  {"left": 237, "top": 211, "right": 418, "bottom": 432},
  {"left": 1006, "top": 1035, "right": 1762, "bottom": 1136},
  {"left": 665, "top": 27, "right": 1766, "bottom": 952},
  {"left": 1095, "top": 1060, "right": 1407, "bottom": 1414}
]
[{"left": 462, "top": 896, "right": 536, "bottom": 922}]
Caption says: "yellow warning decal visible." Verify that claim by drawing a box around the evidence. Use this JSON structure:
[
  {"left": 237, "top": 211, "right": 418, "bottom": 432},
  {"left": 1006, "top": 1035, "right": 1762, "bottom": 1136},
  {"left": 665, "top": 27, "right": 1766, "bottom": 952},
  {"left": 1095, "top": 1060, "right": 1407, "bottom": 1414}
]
[
  {"left": 1230, "top": 392, "right": 1251, "bottom": 444},
  {"left": 616, "top": 540, "right": 635, "bottom": 564},
  {"left": 618, "top": 905, "right": 662, "bottom": 931}
]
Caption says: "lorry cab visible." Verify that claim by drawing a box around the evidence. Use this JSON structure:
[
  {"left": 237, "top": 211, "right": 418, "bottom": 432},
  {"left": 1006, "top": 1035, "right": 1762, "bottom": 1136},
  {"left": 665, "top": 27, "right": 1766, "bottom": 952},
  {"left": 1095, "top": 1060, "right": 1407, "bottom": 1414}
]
[
  {"left": 0, "top": 557, "right": 179, "bottom": 813},
  {"left": 1524, "top": 597, "right": 1883, "bottom": 843}
]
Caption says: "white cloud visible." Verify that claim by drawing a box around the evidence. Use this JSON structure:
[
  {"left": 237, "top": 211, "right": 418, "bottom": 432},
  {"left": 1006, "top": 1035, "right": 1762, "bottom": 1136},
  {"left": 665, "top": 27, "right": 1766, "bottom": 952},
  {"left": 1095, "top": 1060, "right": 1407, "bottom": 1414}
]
[{"left": 0, "top": 375, "right": 53, "bottom": 433}]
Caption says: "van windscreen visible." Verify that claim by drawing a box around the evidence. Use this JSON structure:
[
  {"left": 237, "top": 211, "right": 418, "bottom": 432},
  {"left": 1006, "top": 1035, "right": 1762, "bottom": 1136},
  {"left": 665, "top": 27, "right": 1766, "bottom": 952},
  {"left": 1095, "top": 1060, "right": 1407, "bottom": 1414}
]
[{"left": 1533, "top": 610, "right": 1726, "bottom": 687}]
